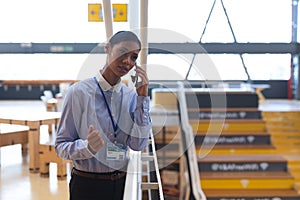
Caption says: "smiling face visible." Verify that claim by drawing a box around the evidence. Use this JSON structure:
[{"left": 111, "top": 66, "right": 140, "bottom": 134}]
[{"left": 105, "top": 41, "right": 140, "bottom": 78}]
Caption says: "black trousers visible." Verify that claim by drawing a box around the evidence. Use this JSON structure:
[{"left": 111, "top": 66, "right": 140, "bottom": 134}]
[{"left": 69, "top": 171, "right": 126, "bottom": 200}]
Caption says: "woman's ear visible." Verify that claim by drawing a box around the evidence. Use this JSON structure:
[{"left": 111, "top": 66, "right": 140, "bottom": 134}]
[{"left": 104, "top": 43, "right": 110, "bottom": 53}]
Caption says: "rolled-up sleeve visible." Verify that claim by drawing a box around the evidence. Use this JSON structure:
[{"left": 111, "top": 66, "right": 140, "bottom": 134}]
[
  {"left": 135, "top": 96, "right": 151, "bottom": 126},
  {"left": 55, "top": 88, "right": 93, "bottom": 160},
  {"left": 126, "top": 96, "right": 152, "bottom": 151}
]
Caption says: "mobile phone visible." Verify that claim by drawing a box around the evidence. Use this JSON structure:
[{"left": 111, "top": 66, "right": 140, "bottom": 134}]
[{"left": 128, "top": 65, "right": 137, "bottom": 88}]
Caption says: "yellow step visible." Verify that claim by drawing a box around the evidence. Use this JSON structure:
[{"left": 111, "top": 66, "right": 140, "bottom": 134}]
[
  {"left": 264, "top": 117, "right": 300, "bottom": 123},
  {"left": 269, "top": 131, "right": 300, "bottom": 135},
  {"left": 287, "top": 159, "right": 300, "bottom": 176},
  {"left": 196, "top": 145, "right": 300, "bottom": 156},
  {"left": 295, "top": 182, "right": 300, "bottom": 192},
  {"left": 157, "top": 147, "right": 280, "bottom": 160},
  {"left": 203, "top": 189, "right": 300, "bottom": 198},
  {"left": 266, "top": 120, "right": 300, "bottom": 127},
  {"left": 200, "top": 172, "right": 295, "bottom": 189},
  {"left": 273, "top": 142, "right": 300, "bottom": 149},
  {"left": 289, "top": 166, "right": 300, "bottom": 174},
  {"left": 266, "top": 121, "right": 300, "bottom": 130},
  {"left": 272, "top": 140, "right": 300, "bottom": 146},
  {"left": 293, "top": 173, "right": 300, "bottom": 181},
  {"left": 191, "top": 120, "right": 267, "bottom": 133},
  {"left": 262, "top": 111, "right": 300, "bottom": 121},
  {"left": 275, "top": 149, "right": 300, "bottom": 156},
  {"left": 276, "top": 145, "right": 300, "bottom": 152},
  {"left": 196, "top": 131, "right": 270, "bottom": 136},
  {"left": 201, "top": 179, "right": 295, "bottom": 189},
  {"left": 267, "top": 127, "right": 300, "bottom": 132},
  {"left": 288, "top": 167, "right": 300, "bottom": 179},
  {"left": 272, "top": 135, "right": 300, "bottom": 141}
]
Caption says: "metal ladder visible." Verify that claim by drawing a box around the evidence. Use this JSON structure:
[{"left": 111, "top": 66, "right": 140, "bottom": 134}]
[
  {"left": 141, "top": 131, "right": 164, "bottom": 200},
  {"left": 124, "top": 131, "right": 164, "bottom": 200}
]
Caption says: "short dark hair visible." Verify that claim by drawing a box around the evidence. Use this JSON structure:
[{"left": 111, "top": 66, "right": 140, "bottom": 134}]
[{"left": 108, "top": 31, "right": 141, "bottom": 49}]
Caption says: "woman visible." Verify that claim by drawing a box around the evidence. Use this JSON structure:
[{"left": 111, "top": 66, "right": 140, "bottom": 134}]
[{"left": 55, "top": 31, "right": 152, "bottom": 200}]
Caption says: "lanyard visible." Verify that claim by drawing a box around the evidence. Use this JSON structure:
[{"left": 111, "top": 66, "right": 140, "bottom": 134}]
[{"left": 94, "top": 77, "right": 121, "bottom": 135}]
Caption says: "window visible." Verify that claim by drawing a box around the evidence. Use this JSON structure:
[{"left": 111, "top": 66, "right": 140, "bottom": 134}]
[{"left": 0, "top": 0, "right": 295, "bottom": 81}]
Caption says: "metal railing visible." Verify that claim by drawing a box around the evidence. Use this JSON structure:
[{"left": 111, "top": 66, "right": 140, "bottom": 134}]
[
  {"left": 124, "top": 150, "right": 142, "bottom": 200},
  {"left": 177, "top": 82, "right": 207, "bottom": 200}
]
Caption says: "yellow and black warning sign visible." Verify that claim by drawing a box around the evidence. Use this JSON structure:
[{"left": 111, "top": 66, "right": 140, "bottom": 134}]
[{"left": 88, "top": 4, "right": 127, "bottom": 22}]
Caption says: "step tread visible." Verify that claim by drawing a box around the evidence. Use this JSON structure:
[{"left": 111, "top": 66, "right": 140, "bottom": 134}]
[
  {"left": 191, "top": 119, "right": 266, "bottom": 123},
  {"left": 200, "top": 171, "right": 294, "bottom": 179},
  {"left": 199, "top": 144, "right": 276, "bottom": 149},
  {"left": 203, "top": 189, "right": 300, "bottom": 197},
  {"left": 198, "top": 154, "right": 286, "bottom": 163},
  {"left": 196, "top": 132, "right": 270, "bottom": 136}
]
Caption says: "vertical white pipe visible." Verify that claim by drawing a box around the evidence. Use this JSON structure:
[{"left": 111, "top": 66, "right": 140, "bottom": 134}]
[
  {"left": 129, "top": 0, "right": 140, "bottom": 30},
  {"left": 139, "top": 0, "right": 148, "bottom": 67},
  {"left": 102, "top": 0, "right": 114, "bottom": 40}
]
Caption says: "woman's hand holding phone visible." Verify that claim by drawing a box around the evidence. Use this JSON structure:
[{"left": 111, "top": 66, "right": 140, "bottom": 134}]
[{"left": 133, "top": 64, "right": 148, "bottom": 96}]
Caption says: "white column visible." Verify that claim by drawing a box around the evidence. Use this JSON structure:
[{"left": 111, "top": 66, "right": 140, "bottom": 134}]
[
  {"left": 102, "top": 0, "right": 113, "bottom": 40},
  {"left": 129, "top": 0, "right": 140, "bottom": 30},
  {"left": 139, "top": 0, "right": 148, "bottom": 66}
]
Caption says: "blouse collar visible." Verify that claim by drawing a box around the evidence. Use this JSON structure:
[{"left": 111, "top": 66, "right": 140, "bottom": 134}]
[{"left": 95, "top": 71, "right": 122, "bottom": 92}]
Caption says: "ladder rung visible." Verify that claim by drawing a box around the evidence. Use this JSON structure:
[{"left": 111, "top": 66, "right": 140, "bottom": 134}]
[
  {"left": 141, "top": 182, "right": 159, "bottom": 190},
  {"left": 142, "top": 172, "right": 149, "bottom": 176},
  {"left": 141, "top": 154, "right": 154, "bottom": 161}
]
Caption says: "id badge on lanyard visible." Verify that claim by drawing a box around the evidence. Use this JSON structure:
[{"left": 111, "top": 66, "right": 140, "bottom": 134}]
[
  {"left": 94, "top": 77, "right": 126, "bottom": 161},
  {"left": 106, "top": 142, "right": 126, "bottom": 160}
]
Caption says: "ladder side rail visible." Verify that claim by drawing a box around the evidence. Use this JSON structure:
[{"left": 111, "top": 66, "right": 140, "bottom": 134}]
[
  {"left": 148, "top": 131, "right": 165, "bottom": 200},
  {"left": 177, "top": 82, "right": 207, "bottom": 200}
]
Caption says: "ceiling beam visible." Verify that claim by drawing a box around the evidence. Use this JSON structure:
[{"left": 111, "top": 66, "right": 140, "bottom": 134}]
[{"left": 0, "top": 42, "right": 299, "bottom": 54}]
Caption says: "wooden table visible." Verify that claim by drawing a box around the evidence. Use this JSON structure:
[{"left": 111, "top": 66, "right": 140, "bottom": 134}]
[
  {"left": 46, "top": 98, "right": 58, "bottom": 112},
  {"left": 0, "top": 112, "right": 61, "bottom": 172}
]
